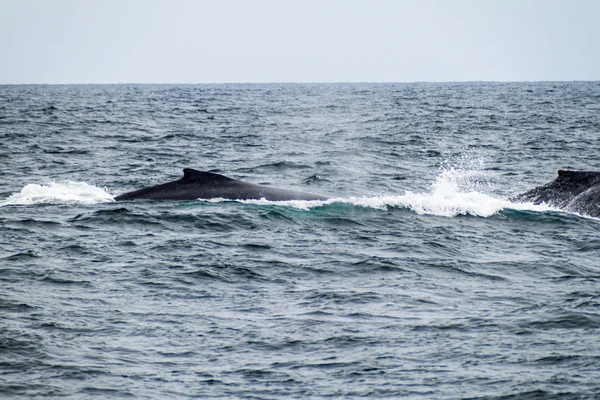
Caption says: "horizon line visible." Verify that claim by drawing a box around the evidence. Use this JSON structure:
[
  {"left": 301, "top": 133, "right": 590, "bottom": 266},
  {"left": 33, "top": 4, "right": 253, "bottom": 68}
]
[{"left": 1, "top": 79, "right": 599, "bottom": 86}]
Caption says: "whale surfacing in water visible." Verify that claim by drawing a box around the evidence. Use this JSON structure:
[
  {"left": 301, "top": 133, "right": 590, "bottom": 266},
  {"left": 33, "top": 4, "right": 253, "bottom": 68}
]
[
  {"left": 114, "top": 168, "right": 330, "bottom": 202},
  {"left": 513, "top": 169, "right": 600, "bottom": 217}
]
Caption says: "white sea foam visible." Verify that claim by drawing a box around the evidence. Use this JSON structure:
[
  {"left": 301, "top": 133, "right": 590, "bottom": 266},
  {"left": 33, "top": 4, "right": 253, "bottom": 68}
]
[
  {"left": 0, "top": 181, "right": 115, "bottom": 207},
  {"left": 239, "top": 166, "right": 557, "bottom": 217},
  {"left": 0, "top": 170, "right": 557, "bottom": 218},
  {"left": 239, "top": 191, "right": 553, "bottom": 218}
]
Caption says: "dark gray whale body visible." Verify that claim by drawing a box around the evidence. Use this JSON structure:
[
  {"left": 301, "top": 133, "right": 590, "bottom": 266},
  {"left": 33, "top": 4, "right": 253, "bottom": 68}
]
[
  {"left": 115, "top": 168, "right": 330, "bottom": 202},
  {"left": 513, "top": 169, "right": 600, "bottom": 217}
]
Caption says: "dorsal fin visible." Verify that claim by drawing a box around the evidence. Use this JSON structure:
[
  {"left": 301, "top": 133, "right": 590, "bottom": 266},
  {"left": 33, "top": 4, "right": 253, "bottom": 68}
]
[{"left": 181, "top": 168, "right": 235, "bottom": 183}]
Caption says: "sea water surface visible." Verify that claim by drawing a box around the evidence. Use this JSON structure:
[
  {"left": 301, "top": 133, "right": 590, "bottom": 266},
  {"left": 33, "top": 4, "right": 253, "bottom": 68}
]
[{"left": 1, "top": 83, "right": 600, "bottom": 399}]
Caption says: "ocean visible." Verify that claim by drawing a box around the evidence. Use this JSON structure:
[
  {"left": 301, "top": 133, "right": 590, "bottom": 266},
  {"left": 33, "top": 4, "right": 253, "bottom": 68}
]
[{"left": 1, "top": 82, "right": 599, "bottom": 399}]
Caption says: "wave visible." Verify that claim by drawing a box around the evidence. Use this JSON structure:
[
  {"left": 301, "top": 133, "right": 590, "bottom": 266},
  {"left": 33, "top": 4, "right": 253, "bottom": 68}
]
[
  {"left": 237, "top": 191, "right": 554, "bottom": 218},
  {"left": 0, "top": 181, "right": 114, "bottom": 207},
  {"left": 233, "top": 168, "right": 558, "bottom": 218},
  {"left": 0, "top": 168, "right": 559, "bottom": 218}
]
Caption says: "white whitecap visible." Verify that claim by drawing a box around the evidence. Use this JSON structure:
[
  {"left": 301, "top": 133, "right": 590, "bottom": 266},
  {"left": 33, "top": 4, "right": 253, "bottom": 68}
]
[
  {"left": 236, "top": 166, "right": 560, "bottom": 218},
  {"left": 0, "top": 181, "right": 115, "bottom": 207}
]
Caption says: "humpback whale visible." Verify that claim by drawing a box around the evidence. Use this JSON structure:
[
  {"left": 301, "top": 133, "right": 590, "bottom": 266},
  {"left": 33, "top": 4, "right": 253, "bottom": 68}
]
[
  {"left": 115, "top": 168, "right": 330, "bottom": 201},
  {"left": 513, "top": 169, "right": 600, "bottom": 217}
]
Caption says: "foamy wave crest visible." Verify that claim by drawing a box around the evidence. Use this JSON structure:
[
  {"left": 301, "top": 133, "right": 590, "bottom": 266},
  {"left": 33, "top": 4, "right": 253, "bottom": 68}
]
[
  {"left": 350, "top": 192, "right": 507, "bottom": 217},
  {"left": 239, "top": 167, "right": 557, "bottom": 217},
  {"left": 0, "top": 182, "right": 115, "bottom": 207},
  {"left": 365, "top": 165, "right": 555, "bottom": 217},
  {"left": 382, "top": 166, "right": 507, "bottom": 217},
  {"left": 234, "top": 198, "right": 336, "bottom": 210},
  {"left": 237, "top": 194, "right": 552, "bottom": 218}
]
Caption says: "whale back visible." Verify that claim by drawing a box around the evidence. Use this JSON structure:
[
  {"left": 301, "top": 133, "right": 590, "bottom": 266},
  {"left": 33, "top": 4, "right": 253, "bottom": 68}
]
[
  {"left": 513, "top": 169, "right": 600, "bottom": 216},
  {"left": 115, "top": 168, "right": 329, "bottom": 201}
]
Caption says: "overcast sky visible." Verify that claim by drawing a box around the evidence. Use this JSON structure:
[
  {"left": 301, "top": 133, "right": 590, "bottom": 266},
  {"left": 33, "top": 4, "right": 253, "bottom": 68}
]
[{"left": 1, "top": 0, "right": 599, "bottom": 84}]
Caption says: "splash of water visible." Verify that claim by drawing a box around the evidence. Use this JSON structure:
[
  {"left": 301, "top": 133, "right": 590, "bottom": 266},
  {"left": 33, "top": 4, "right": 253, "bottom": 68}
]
[
  {"left": 0, "top": 181, "right": 114, "bottom": 207},
  {"left": 240, "top": 166, "right": 556, "bottom": 217},
  {"left": 0, "top": 169, "right": 557, "bottom": 218}
]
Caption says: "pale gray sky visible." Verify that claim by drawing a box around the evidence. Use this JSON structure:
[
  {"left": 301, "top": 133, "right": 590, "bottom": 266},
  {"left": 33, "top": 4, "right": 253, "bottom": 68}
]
[{"left": 1, "top": 0, "right": 599, "bottom": 84}]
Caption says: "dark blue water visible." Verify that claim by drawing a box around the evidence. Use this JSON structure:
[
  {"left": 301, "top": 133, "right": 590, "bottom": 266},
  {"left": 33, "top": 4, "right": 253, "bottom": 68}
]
[{"left": 1, "top": 83, "right": 600, "bottom": 399}]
